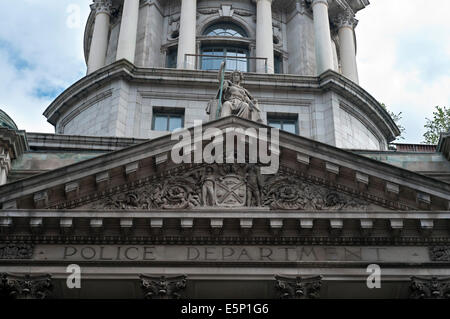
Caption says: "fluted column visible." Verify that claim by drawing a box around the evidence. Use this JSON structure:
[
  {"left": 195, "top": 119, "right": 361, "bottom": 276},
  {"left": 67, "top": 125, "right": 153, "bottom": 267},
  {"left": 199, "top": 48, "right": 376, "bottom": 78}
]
[
  {"left": 116, "top": 0, "right": 140, "bottom": 63},
  {"left": 255, "top": 0, "right": 274, "bottom": 73},
  {"left": 312, "top": 0, "right": 334, "bottom": 75},
  {"left": 335, "top": 10, "right": 359, "bottom": 83},
  {"left": 87, "top": 0, "right": 112, "bottom": 74},
  {"left": 177, "top": 0, "right": 197, "bottom": 69}
]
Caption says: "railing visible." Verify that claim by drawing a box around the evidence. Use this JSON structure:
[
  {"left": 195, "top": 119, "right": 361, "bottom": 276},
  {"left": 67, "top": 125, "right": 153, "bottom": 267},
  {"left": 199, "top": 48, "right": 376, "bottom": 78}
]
[{"left": 184, "top": 54, "right": 269, "bottom": 73}]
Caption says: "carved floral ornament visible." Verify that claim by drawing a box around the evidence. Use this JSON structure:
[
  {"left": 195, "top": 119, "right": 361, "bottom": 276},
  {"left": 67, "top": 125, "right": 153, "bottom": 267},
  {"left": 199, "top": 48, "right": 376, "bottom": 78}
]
[
  {"left": 79, "top": 164, "right": 369, "bottom": 210},
  {"left": 0, "top": 273, "right": 53, "bottom": 299},
  {"left": 140, "top": 275, "right": 187, "bottom": 299}
]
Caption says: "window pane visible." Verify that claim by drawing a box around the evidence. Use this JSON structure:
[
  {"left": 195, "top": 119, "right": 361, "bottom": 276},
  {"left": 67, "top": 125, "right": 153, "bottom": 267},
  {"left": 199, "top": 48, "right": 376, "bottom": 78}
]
[
  {"left": 154, "top": 115, "right": 168, "bottom": 131},
  {"left": 204, "top": 23, "right": 247, "bottom": 38},
  {"left": 269, "top": 121, "right": 282, "bottom": 130},
  {"left": 282, "top": 122, "right": 297, "bottom": 134},
  {"left": 169, "top": 116, "right": 183, "bottom": 131}
]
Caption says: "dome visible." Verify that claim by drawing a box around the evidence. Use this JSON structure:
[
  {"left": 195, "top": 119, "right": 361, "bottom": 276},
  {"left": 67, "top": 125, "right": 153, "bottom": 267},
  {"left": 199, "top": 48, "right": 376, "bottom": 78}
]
[{"left": 0, "top": 109, "right": 19, "bottom": 130}]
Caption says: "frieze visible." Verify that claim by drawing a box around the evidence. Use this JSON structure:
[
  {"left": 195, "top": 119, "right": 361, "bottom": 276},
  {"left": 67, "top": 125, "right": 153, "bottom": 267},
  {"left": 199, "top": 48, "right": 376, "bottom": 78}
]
[
  {"left": 72, "top": 164, "right": 373, "bottom": 211},
  {"left": 47, "top": 163, "right": 414, "bottom": 211},
  {"left": 0, "top": 244, "right": 34, "bottom": 260},
  {"left": 26, "top": 245, "right": 435, "bottom": 263}
]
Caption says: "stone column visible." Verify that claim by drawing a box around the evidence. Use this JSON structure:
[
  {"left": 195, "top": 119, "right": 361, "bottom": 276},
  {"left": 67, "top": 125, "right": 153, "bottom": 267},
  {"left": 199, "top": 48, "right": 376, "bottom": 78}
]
[
  {"left": 255, "top": 0, "right": 274, "bottom": 73},
  {"left": 335, "top": 10, "right": 359, "bottom": 83},
  {"left": 0, "top": 148, "right": 11, "bottom": 186},
  {"left": 87, "top": 0, "right": 112, "bottom": 75},
  {"left": 312, "top": 0, "right": 334, "bottom": 75},
  {"left": 177, "top": 0, "right": 197, "bottom": 69},
  {"left": 116, "top": 0, "right": 140, "bottom": 63}
]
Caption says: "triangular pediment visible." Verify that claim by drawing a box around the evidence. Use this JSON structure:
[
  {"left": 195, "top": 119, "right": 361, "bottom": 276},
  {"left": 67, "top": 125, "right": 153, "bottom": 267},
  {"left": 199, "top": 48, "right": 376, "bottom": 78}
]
[{"left": 0, "top": 116, "right": 448, "bottom": 211}]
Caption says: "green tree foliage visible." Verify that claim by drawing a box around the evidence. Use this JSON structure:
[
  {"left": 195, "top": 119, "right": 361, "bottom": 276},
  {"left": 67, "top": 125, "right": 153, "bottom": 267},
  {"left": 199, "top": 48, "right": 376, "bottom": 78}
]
[
  {"left": 381, "top": 103, "right": 405, "bottom": 141},
  {"left": 423, "top": 106, "right": 450, "bottom": 144}
]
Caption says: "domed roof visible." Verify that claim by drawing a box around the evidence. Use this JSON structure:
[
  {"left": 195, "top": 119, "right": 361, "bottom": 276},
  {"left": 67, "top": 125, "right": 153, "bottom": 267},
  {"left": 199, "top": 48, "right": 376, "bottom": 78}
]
[{"left": 0, "top": 109, "right": 19, "bottom": 130}]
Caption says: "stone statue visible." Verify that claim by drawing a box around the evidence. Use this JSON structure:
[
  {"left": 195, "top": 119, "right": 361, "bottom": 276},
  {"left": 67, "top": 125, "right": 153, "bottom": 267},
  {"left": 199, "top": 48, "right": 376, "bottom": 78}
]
[{"left": 207, "top": 70, "right": 263, "bottom": 123}]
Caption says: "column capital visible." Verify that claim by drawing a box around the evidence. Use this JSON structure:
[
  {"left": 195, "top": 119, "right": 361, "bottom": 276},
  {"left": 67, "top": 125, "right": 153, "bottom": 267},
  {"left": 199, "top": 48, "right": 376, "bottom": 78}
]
[
  {"left": 90, "top": 0, "right": 113, "bottom": 16},
  {"left": 334, "top": 9, "right": 358, "bottom": 29},
  {"left": 311, "top": 0, "right": 329, "bottom": 8},
  {"left": 253, "top": 0, "right": 273, "bottom": 3}
]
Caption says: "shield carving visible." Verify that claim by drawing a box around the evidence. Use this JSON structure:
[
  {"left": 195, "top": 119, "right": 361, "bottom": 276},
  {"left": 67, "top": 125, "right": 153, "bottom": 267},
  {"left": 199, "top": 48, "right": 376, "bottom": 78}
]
[{"left": 215, "top": 175, "right": 246, "bottom": 207}]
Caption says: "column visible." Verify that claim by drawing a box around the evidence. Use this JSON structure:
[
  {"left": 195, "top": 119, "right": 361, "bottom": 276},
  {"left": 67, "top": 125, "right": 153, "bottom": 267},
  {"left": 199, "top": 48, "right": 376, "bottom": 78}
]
[
  {"left": 116, "top": 0, "right": 140, "bottom": 63},
  {"left": 87, "top": 0, "right": 112, "bottom": 75},
  {"left": 177, "top": 0, "right": 197, "bottom": 69},
  {"left": 335, "top": 10, "right": 359, "bottom": 83},
  {"left": 312, "top": 0, "right": 334, "bottom": 75},
  {"left": 255, "top": 0, "right": 275, "bottom": 73}
]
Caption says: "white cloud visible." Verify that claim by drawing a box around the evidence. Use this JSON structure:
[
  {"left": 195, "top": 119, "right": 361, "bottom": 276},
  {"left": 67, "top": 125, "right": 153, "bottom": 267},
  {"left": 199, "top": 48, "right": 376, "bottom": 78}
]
[
  {"left": 0, "top": 0, "right": 91, "bottom": 133},
  {"left": 0, "top": 0, "right": 449, "bottom": 144},
  {"left": 356, "top": 0, "right": 450, "bottom": 143}
]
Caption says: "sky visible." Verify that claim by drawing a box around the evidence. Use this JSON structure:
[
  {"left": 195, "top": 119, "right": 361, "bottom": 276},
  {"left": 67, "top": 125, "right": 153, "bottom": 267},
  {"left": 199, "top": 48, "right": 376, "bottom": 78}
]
[{"left": 0, "top": 0, "right": 449, "bottom": 143}]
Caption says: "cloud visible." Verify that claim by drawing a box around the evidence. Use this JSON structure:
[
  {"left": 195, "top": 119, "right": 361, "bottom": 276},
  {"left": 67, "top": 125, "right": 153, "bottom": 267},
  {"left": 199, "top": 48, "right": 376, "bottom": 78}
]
[
  {"left": 356, "top": 0, "right": 450, "bottom": 143},
  {"left": 0, "top": 0, "right": 91, "bottom": 133},
  {"left": 0, "top": 0, "right": 449, "bottom": 144}
]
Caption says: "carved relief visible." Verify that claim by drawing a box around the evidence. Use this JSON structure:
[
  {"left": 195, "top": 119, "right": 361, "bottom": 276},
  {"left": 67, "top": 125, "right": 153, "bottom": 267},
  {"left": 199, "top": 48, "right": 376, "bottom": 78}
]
[
  {"left": 168, "top": 14, "right": 180, "bottom": 40},
  {"left": 429, "top": 246, "right": 450, "bottom": 262},
  {"left": 410, "top": 277, "right": 450, "bottom": 299},
  {"left": 275, "top": 275, "right": 322, "bottom": 299},
  {"left": 263, "top": 175, "right": 367, "bottom": 210},
  {"left": 273, "top": 22, "right": 283, "bottom": 47},
  {"left": 0, "top": 244, "right": 34, "bottom": 259},
  {"left": 0, "top": 273, "right": 53, "bottom": 299},
  {"left": 81, "top": 164, "right": 370, "bottom": 210},
  {"left": 140, "top": 275, "right": 187, "bottom": 299}
]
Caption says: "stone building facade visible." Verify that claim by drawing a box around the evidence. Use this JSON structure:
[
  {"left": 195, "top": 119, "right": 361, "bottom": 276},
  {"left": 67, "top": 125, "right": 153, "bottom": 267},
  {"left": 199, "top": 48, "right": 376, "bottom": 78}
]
[{"left": 0, "top": 0, "right": 449, "bottom": 299}]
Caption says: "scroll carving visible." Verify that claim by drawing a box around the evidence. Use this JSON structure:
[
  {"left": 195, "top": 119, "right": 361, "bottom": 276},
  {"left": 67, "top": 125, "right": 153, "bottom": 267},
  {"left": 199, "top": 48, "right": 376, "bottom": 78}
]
[
  {"left": 140, "top": 275, "right": 187, "bottom": 299},
  {"left": 410, "top": 276, "right": 450, "bottom": 299},
  {"left": 0, "top": 273, "right": 53, "bottom": 299},
  {"left": 275, "top": 275, "right": 322, "bottom": 299},
  {"left": 81, "top": 164, "right": 369, "bottom": 210},
  {"left": 0, "top": 244, "right": 34, "bottom": 260}
]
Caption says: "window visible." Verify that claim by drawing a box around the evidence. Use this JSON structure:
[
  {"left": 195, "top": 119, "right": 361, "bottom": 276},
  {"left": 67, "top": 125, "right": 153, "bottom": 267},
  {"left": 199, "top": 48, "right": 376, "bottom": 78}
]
[
  {"left": 152, "top": 109, "right": 184, "bottom": 132},
  {"left": 267, "top": 114, "right": 298, "bottom": 134},
  {"left": 204, "top": 22, "right": 247, "bottom": 38},
  {"left": 201, "top": 46, "right": 248, "bottom": 72},
  {"left": 166, "top": 47, "right": 177, "bottom": 69},
  {"left": 274, "top": 53, "right": 283, "bottom": 74}
]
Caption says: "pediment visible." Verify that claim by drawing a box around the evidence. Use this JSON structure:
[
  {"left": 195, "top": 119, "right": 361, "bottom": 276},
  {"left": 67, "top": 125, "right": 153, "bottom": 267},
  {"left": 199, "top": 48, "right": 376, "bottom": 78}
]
[{"left": 0, "top": 116, "right": 449, "bottom": 212}]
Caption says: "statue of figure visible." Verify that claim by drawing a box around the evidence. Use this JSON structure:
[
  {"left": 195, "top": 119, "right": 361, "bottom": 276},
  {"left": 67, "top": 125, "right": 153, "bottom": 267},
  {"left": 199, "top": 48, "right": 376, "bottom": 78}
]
[
  {"left": 245, "top": 164, "right": 262, "bottom": 207},
  {"left": 202, "top": 166, "right": 216, "bottom": 206},
  {"left": 207, "top": 70, "right": 263, "bottom": 123}
]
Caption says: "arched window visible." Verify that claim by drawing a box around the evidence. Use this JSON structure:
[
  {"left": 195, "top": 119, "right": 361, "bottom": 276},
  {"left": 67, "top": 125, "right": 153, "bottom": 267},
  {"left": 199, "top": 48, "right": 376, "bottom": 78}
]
[
  {"left": 204, "top": 22, "right": 248, "bottom": 38},
  {"left": 201, "top": 22, "right": 249, "bottom": 72}
]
